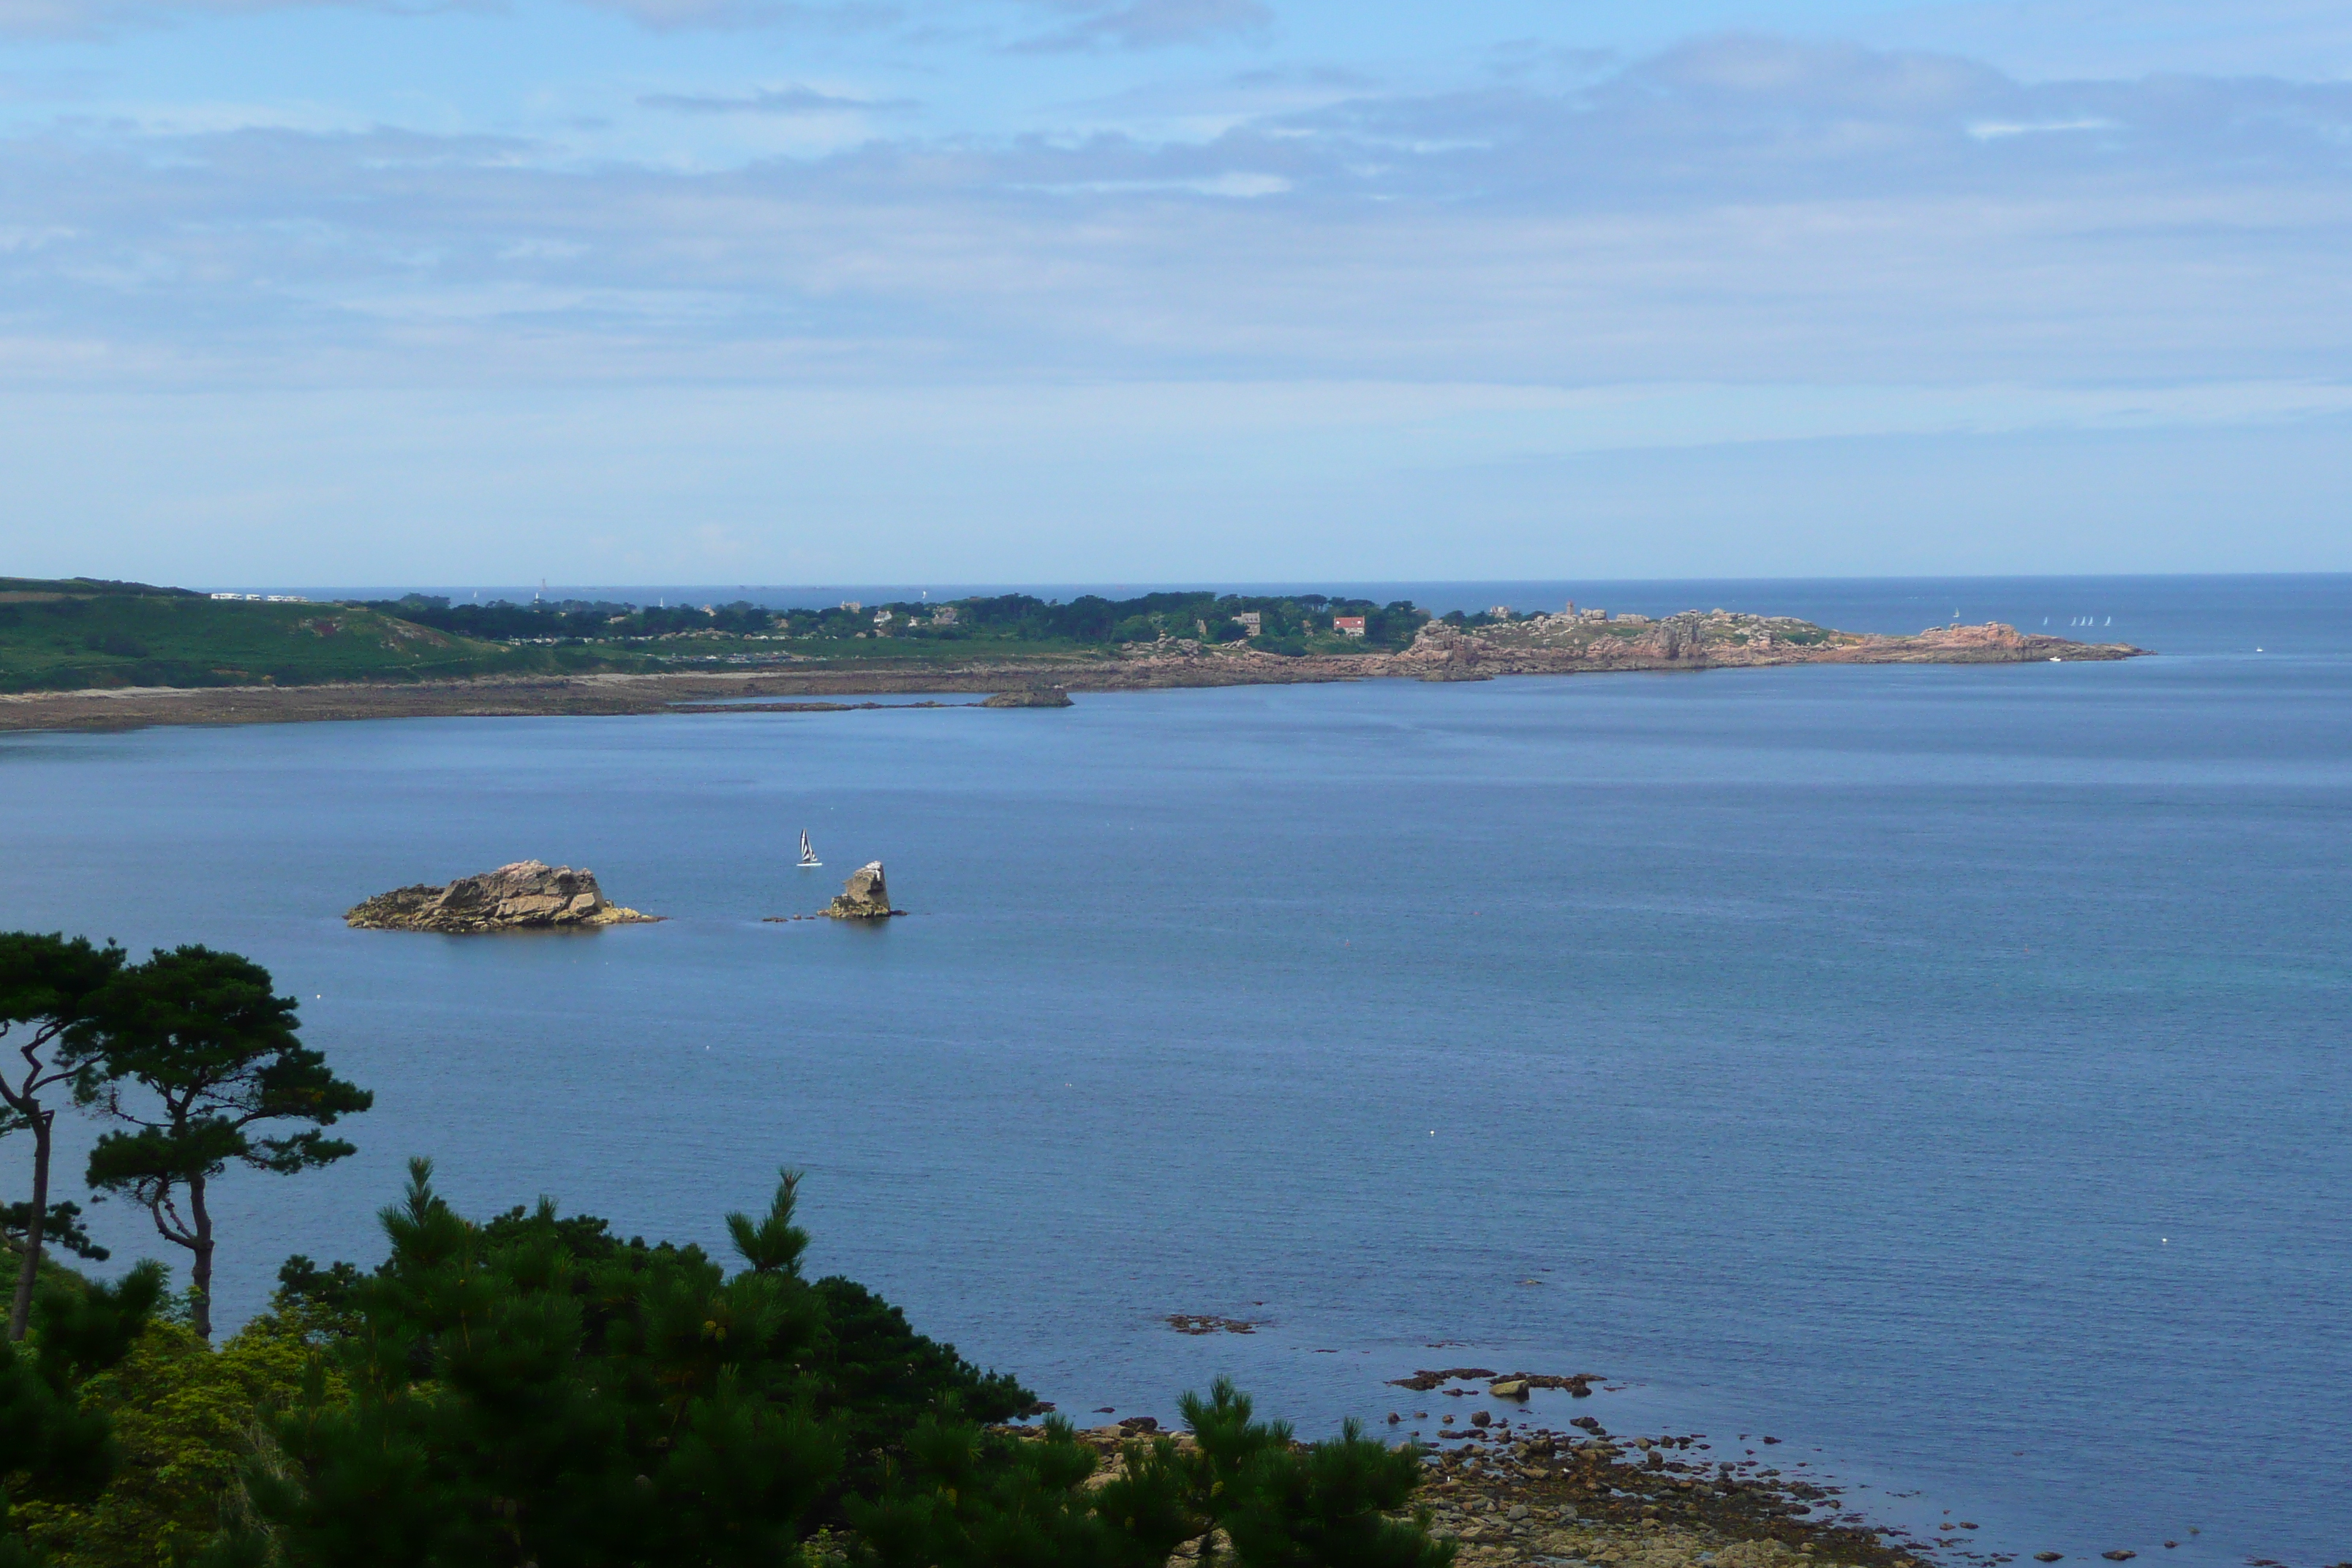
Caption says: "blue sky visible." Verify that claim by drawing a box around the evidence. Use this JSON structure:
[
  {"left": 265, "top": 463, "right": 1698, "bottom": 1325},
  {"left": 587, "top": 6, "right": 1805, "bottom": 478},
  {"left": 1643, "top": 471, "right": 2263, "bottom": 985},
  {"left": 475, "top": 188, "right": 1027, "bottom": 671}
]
[{"left": 3, "top": 0, "right": 2350, "bottom": 585}]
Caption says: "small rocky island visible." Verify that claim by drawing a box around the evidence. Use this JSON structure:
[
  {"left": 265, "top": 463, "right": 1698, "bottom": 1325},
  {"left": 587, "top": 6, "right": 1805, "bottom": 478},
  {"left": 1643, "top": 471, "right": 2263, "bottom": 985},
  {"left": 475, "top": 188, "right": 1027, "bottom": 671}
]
[
  {"left": 982, "top": 684, "right": 1074, "bottom": 708},
  {"left": 825, "top": 862, "right": 900, "bottom": 919},
  {"left": 346, "top": 860, "right": 658, "bottom": 932}
]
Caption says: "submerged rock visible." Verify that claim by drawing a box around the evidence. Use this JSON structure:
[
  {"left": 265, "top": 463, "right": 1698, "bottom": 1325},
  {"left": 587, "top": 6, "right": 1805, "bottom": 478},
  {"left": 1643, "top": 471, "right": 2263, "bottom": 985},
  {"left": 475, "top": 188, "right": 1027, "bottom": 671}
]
[
  {"left": 824, "top": 861, "right": 900, "bottom": 919},
  {"left": 347, "top": 860, "right": 658, "bottom": 932}
]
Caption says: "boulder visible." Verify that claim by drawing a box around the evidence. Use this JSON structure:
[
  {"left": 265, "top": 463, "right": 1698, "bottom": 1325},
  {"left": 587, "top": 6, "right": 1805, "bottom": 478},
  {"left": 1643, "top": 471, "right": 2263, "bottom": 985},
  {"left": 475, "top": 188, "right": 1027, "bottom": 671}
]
[
  {"left": 1653, "top": 614, "right": 1706, "bottom": 660},
  {"left": 347, "top": 860, "right": 657, "bottom": 932},
  {"left": 824, "top": 861, "right": 899, "bottom": 919}
]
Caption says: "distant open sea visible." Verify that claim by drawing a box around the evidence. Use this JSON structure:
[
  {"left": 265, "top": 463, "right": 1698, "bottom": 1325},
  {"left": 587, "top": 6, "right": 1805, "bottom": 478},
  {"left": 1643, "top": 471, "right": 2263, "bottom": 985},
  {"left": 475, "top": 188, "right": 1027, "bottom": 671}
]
[{"left": 4, "top": 576, "right": 2347, "bottom": 1563}]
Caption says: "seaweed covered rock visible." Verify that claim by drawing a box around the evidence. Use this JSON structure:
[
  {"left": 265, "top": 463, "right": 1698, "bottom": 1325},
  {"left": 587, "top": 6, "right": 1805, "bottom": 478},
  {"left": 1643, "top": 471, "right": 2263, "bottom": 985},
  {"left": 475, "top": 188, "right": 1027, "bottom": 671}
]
[{"left": 346, "top": 860, "right": 657, "bottom": 932}]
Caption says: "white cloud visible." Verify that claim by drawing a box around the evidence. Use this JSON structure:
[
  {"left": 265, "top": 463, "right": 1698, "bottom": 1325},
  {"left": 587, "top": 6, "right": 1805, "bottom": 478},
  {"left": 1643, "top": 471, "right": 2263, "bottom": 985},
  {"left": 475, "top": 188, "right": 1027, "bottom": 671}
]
[
  {"left": 0, "top": 0, "right": 451, "bottom": 41},
  {"left": 0, "top": 0, "right": 1263, "bottom": 45},
  {"left": 1858, "top": 0, "right": 2352, "bottom": 81},
  {"left": 1, "top": 38, "right": 2349, "bottom": 395},
  {"left": 569, "top": 0, "right": 894, "bottom": 33},
  {"left": 638, "top": 83, "right": 918, "bottom": 114},
  {"left": 1012, "top": 0, "right": 1270, "bottom": 53},
  {"left": 1018, "top": 169, "right": 1288, "bottom": 195},
  {"left": 1966, "top": 116, "right": 2115, "bottom": 139},
  {"left": 0, "top": 0, "right": 894, "bottom": 37}
]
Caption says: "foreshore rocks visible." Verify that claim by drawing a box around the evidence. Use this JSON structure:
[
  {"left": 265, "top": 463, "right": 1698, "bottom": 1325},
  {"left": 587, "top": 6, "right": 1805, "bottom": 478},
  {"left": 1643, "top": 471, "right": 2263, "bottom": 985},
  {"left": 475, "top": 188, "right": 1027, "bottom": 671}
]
[
  {"left": 1036, "top": 1408, "right": 1939, "bottom": 1568},
  {"left": 1164, "top": 1314, "right": 1260, "bottom": 1335},
  {"left": 824, "top": 861, "right": 900, "bottom": 919},
  {"left": 1389, "top": 1368, "right": 1599, "bottom": 1396},
  {"left": 345, "top": 860, "right": 658, "bottom": 932}
]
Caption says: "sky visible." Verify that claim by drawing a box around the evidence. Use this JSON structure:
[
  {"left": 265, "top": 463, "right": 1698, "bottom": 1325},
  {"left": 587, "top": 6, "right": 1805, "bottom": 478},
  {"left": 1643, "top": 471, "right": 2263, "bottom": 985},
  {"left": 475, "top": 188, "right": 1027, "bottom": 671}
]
[{"left": 2, "top": 0, "right": 2350, "bottom": 586}]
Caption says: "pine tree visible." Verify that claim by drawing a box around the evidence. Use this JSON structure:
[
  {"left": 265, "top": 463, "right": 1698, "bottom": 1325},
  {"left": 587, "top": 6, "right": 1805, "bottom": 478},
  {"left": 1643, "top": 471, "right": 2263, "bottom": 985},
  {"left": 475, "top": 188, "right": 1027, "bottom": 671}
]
[
  {"left": 184, "top": 1165, "right": 1450, "bottom": 1568},
  {"left": 75, "top": 946, "right": 371, "bottom": 1340},
  {"left": 0, "top": 932, "right": 127, "bottom": 1341},
  {"left": 845, "top": 1377, "right": 1453, "bottom": 1568},
  {"left": 0, "top": 1259, "right": 167, "bottom": 1566},
  {"left": 726, "top": 1167, "right": 810, "bottom": 1275},
  {"left": 212, "top": 1161, "right": 841, "bottom": 1567}
]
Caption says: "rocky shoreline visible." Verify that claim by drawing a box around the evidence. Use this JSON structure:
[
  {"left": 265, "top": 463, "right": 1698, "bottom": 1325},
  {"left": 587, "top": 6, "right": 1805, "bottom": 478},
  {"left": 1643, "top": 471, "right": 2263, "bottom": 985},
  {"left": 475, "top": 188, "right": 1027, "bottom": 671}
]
[
  {"left": 1038, "top": 1362, "right": 2190, "bottom": 1568},
  {"left": 1049, "top": 1402, "right": 1950, "bottom": 1568},
  {"left": 0, "top": 617, "right": 2141, "bottom": 734}
]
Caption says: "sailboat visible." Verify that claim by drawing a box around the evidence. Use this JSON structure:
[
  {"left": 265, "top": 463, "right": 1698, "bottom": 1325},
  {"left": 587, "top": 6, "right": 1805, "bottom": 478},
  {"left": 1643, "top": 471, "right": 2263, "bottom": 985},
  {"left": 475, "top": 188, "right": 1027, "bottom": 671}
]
[{"left": 798, "top": 830, "right": 822, "bottom": 869}]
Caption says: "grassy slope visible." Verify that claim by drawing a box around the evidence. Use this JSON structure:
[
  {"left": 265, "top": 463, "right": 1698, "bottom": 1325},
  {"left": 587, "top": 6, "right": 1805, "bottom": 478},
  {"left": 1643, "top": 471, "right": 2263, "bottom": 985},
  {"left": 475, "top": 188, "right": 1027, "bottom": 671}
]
[
  {"left": 0, "top": 579, "right": 581, "bottom": 693},
  {"left": 0, "top": 578, "right": 1384, "bottom": 693}
]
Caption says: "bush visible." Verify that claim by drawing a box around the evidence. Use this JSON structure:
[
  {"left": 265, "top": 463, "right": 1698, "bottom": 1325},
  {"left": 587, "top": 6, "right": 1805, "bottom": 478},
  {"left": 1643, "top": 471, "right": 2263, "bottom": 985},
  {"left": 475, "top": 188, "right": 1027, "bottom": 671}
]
[{"left": 4, "top": 1169, "right": 1450, "bottom": 1568}]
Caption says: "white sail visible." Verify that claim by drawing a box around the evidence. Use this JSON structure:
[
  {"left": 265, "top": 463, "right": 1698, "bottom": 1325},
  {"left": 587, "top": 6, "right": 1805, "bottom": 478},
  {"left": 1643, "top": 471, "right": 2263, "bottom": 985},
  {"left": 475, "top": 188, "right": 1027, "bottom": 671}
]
[{"left": 799, "top": 830, "right": 821, "bottom": 867}]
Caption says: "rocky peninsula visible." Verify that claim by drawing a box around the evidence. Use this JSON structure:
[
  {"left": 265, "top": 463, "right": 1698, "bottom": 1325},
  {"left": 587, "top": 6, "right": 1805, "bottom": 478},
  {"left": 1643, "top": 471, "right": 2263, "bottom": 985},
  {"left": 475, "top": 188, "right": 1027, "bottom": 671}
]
[
  {"left": 0, "top": 613, "right": 2141, "bottom": 733},
  {"left": 346, "top": 860, "right": 658, "bottom": 932}
]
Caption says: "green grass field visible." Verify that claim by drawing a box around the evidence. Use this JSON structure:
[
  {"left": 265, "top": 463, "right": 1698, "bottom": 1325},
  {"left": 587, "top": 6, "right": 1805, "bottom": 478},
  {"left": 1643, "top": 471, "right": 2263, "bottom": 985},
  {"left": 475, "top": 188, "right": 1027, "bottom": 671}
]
[
  {"left": 0, "top": 578, "right": 581, "bottom": 693},
  {"left": 0, "top": 579, "right": 1117, "bottom": 693}
]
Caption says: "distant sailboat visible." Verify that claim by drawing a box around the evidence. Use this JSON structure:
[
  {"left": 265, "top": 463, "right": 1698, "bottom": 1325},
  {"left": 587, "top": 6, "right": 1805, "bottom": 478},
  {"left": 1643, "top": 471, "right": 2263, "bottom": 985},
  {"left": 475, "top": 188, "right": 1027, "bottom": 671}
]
[{"left": 798, "top": 830, "right": 821, "bottom": 868}]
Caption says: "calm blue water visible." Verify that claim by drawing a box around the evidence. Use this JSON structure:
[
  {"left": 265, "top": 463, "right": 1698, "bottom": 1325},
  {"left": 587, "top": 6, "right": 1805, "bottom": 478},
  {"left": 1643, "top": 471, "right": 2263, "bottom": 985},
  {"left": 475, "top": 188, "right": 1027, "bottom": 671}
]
[{"left": 4, "top": 576, "right": 2348, "bottom": 1564}]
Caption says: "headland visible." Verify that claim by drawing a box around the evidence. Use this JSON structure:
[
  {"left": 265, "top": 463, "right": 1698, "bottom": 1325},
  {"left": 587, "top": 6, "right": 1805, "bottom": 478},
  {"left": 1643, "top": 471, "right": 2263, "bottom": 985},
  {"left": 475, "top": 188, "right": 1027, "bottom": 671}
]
[{"left": 0, "top": 581, "right": 2143, "bottom": 734}]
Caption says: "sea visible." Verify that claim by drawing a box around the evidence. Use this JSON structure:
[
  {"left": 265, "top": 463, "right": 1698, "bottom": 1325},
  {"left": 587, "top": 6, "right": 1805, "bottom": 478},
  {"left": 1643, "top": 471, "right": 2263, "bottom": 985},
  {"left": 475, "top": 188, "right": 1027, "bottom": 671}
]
[{"left": 3, "top": 575, "right": 2347, "bottom": 1563}]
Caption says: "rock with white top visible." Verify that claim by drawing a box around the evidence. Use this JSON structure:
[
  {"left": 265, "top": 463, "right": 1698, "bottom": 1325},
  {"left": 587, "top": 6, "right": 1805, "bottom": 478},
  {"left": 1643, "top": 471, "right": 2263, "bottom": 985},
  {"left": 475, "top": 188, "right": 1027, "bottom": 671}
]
[{"left": 824, "top": 861, "right": 898, "bottom": 919}]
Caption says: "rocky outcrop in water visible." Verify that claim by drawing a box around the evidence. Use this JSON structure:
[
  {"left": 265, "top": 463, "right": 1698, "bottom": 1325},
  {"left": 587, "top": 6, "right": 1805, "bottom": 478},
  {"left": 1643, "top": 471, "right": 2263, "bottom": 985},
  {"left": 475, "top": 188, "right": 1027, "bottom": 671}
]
[
  {"left": 982, "top": 685, "right": 1074, "bottom": 707},
  {"left": 347, "top": 860, "right": 658, "bottom": 932},
  {"left": 824, "top": 861, "right": 899, "bottom": 919}
]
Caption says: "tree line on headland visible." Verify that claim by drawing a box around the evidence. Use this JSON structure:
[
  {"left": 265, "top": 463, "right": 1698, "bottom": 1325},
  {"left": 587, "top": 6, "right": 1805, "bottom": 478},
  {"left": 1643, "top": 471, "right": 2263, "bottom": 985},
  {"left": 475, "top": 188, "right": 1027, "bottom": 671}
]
[
  {"left": 0, "top": 577, "right": 1444, "bottom": 693},
  {"left": 1, "top": 932, "right": 1452, "bottom": 1568},
  {"left": 363, "top": 590, "right": 1433, "bottom": 657}
]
